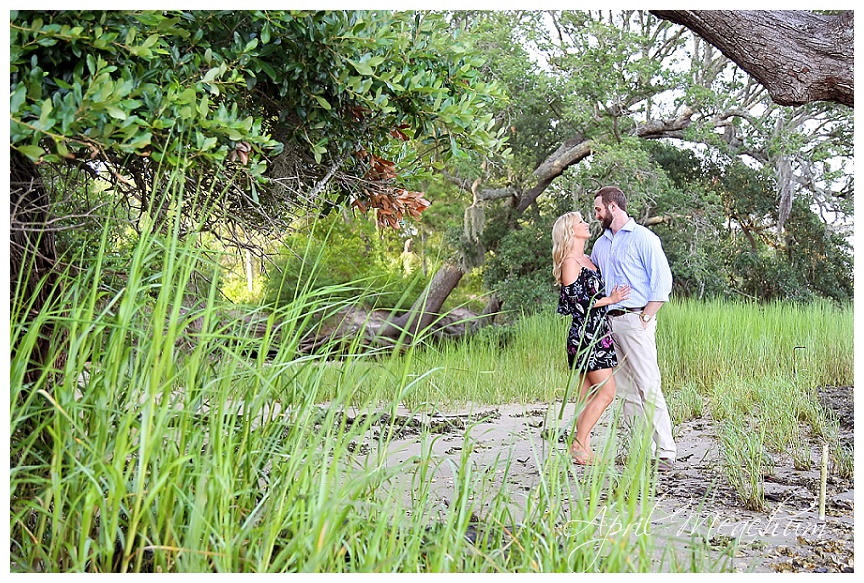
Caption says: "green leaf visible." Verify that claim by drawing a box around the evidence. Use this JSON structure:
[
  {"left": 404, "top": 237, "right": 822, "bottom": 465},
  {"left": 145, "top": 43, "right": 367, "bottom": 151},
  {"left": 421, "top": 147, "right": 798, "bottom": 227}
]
[
  {"left": 259, "top": 61, "right": 277, "bottom": 80},
  {"left": 142, "top": 34, "right": 160, "bottom": 49},
  {"left": 105, "top": 105, "right": 127, "bottom": 120},
  {"left": 198, "top": 95, "right": 210, "bottom": 117},
  {"left": 125, "top": 131, "right": 152, "bottom": 149},
  {"left": 17, "top": 145, "right": 45, "bottom": 160},
  {"left": 10, "top": 84, "right": 26, "bottom": 114},
  {"left": 312, "top": 141, "right": 327, "bottom": 164},
  {"left": 348, "top": 59, "right": 374, "bottom": 76},
  {"left": 39, "top": 98, "right": 53, "bottom": 126},
  {"left": 128, "top": 45, "right": 153, "bottom": 58},
  {"left": 202, "top": 67, "right": 220, "bottom": 83},
  {"left": 249, "top": 161, "right": 267, "bottom": 176},
  {"left": 179, "top": 87, "right": 196, "bottom": 104},
  {"left": 55, "top": 139, "right": 69, "bottom": 158},
  {"left": 314, "top": 95, "right": 332, "bottom": 110}
]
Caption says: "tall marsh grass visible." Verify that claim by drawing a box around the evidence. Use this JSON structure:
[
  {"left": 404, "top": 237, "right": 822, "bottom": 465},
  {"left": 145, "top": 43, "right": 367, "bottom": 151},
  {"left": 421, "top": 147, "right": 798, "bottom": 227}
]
[
  {"left": 660, "top": 298, "right": 852, "bottom": 391},
  {"left": 659, "top": 299, "right": 852, "bottom": 507},
  {"left": 10, "top": 216, "right": 707, "bottom": 573},
  {"left": 333, "top": 297, "right": 852, "bottom": 412},
  {"left": 10, "top": 204, "right": 853, "bottom": 572}
]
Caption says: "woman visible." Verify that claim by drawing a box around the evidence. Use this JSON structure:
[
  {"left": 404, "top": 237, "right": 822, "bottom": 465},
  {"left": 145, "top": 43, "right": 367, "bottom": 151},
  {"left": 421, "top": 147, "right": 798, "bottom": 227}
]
[{"left": 552, "top": 211, "right": 629, "bottom": 465}]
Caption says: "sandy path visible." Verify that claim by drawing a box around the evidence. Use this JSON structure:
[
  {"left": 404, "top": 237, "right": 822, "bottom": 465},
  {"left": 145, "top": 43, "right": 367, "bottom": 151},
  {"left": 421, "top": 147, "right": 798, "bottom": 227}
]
[{"left": 343, "top": 389, "right": 854, "bottom": 573}]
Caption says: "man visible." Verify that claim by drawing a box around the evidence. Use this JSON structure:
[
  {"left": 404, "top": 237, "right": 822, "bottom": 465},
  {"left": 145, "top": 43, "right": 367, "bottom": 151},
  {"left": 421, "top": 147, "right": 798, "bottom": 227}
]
[{"left": 590, "top": 186, "right": 676, "bottom": 471}]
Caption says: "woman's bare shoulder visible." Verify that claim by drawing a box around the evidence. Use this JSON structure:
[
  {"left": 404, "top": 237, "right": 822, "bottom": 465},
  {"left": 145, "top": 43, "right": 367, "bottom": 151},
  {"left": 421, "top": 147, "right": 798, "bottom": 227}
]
[{"left": 560, "top": 256, "right": 582, "bottom": 285}]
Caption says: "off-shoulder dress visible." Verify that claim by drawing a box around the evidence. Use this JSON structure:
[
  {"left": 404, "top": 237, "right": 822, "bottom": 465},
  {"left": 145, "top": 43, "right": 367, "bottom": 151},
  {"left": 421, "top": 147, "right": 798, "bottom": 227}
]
[{"left": 557, "top": 266, "right": 618, "bottom": 372}]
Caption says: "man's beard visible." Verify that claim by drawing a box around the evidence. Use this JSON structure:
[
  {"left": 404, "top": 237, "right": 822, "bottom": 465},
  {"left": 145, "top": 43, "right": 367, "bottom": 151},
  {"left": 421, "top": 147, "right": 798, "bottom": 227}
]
[{"left": 600, "top": 213, "right": 612, "bottom": 230}]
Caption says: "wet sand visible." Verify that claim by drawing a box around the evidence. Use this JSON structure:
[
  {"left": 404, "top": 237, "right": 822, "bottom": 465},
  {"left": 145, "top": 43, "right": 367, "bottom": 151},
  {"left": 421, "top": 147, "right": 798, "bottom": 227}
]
[{"left": 338, "top": 387, "right": 854, "bottom": 572}]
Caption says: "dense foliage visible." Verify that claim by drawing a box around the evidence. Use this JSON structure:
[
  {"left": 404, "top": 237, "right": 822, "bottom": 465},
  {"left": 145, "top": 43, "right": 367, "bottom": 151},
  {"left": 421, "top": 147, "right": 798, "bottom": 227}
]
[
  {"left": 651, "top": 145, "right": 853, "bottom": 303},
  {"left": 452, "top": 11, "right": 853, "bottom": 312},
  {"left": 263, "top": 212, "right": 430, "bottom": 312},
  {"left": 478, "top": 140, "right": 852, "bottom": 317},
  {"left": 10, "top": 10, "right": 505, "bottom": 233},
  {"left": 9, "top": 10, "right": 853, "bottom": 311}
]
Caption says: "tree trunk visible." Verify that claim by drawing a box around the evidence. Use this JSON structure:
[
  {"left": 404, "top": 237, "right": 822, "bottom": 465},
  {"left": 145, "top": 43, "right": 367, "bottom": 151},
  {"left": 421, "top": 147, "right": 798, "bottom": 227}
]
[
  {"left": 470, "top": 294, "right": 502, "bottom": 333},
  {"left": 10, "top": 148, "right": 62, "bottom": 385},
  {"left": 379, "top": 262, "right": 465, "bottom": 342},
  {"left": 650, "top": 10, "right": 853, "bottom": 107}
]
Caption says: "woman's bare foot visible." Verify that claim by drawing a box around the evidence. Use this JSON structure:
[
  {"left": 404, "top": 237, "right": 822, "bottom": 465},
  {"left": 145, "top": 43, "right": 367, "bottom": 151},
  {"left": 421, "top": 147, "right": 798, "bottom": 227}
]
[{"left": 570, "top": 440, "right": 595, "bottom": 465}]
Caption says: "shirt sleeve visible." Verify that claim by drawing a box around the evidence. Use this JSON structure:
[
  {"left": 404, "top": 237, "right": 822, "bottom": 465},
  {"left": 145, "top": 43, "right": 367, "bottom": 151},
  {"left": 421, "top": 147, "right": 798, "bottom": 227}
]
[{"left": 641, "top": 233, "right": 673, "bottom": 302}]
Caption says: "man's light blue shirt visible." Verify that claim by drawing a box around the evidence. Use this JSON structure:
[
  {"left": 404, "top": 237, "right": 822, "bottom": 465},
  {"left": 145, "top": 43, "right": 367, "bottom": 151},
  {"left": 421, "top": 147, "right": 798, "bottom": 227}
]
[{"left": 590, "top": 218, "right": 673, "bottom": 310}]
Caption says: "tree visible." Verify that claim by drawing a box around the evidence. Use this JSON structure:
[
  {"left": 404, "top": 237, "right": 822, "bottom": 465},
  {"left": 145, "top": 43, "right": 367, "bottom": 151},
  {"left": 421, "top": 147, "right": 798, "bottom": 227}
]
[
  {"left": 650, "top": 10, "right": 853, "bottom": 107},
  {"left": 645, "top": 144, "right": 852, "bottom": 303},
  {"left": 395, "top": 10, "right": 852, "bottom": 330},
  {"left": 10, "top": 10, "right": 506, "bottom": 366}
]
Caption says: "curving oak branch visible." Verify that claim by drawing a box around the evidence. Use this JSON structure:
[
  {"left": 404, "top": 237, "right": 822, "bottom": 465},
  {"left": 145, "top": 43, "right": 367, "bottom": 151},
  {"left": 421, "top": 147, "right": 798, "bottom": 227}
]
[{"left": 650, "top": 10, "right": 853, "bottom": 107}]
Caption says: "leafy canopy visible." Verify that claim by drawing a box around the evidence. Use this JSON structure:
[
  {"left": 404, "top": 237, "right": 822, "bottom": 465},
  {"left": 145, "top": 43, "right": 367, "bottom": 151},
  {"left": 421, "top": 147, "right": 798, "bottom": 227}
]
[{"left": 10, "top": 10, "right": 507, "bottom": 226}]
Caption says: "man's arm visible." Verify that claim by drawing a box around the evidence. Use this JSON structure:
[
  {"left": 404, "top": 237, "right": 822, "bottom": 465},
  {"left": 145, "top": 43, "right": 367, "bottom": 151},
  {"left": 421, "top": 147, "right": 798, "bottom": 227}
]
[
  {"left": 640, "top": 231, "right": 673, "bottom": 324},
  {"left": 642, "top": 301, "right": 664, "bottom": 319}
]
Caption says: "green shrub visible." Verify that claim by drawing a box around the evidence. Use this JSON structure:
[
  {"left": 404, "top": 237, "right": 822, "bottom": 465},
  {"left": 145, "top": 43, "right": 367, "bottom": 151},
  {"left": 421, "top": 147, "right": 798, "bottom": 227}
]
[{"left": 264, "top": 214, "right": 430, "bottom": 313}]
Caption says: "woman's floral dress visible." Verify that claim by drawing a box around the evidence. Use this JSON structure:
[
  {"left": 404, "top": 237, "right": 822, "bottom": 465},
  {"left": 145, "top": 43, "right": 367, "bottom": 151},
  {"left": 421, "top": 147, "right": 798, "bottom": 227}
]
[{"left": 557, "top": 266, "right": 618, "bottom": 372}]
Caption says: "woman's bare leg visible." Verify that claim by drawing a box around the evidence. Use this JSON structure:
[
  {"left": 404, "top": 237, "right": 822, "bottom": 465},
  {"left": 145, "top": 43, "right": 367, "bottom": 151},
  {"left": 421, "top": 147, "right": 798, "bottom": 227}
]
[{"left": 570, "top": 368, "right": 617, "bottom": 462}]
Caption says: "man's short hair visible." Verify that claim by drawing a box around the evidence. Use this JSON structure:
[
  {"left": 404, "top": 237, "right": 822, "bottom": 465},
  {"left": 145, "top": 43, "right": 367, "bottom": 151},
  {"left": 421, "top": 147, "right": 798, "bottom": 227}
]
[{"left": 595, "top": 186, "right": 627, "bottom": 211}]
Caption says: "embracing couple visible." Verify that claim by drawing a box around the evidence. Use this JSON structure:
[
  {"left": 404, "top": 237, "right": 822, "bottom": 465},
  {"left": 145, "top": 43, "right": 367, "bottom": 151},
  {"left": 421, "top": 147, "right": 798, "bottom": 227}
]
[{"left": 553, "top": 186, "right": 676, "bottom": 473}]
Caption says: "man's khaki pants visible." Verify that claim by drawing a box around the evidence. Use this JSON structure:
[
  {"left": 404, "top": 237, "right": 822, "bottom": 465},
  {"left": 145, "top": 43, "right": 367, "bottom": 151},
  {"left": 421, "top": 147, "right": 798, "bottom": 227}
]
[{"left": 608, "top": 312, "right": 676, "bottom": 461}]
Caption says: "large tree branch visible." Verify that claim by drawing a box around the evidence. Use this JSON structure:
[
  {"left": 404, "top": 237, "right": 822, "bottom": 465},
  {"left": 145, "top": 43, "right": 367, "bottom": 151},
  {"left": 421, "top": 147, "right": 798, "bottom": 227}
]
[
  {"left": 650, "top": 10, "right": 853, "bottom": 107},
  {"left": 515, "top": 138, "right": 593, "bottom": 213},
  {"left": 440, "top": 170, "right": 473, "bottom": 194},
  {"left": 506, "top": 107, "right": 698, "bottom": 214},
  {"left": 633, "top": 107, "right": 696, "bottom": 139}
]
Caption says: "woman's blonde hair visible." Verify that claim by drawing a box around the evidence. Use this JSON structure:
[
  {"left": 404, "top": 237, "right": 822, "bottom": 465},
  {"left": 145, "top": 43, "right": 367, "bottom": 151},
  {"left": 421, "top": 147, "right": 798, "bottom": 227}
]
[{"left": 551, "top": 211, "right": 582, "bottom": 285}]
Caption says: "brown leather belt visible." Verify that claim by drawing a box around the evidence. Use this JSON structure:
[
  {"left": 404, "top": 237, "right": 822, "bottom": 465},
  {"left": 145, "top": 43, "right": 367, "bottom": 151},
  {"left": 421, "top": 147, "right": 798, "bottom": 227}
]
[{"left": 607, "top": 306, "right": 645, "bottom": 318}]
